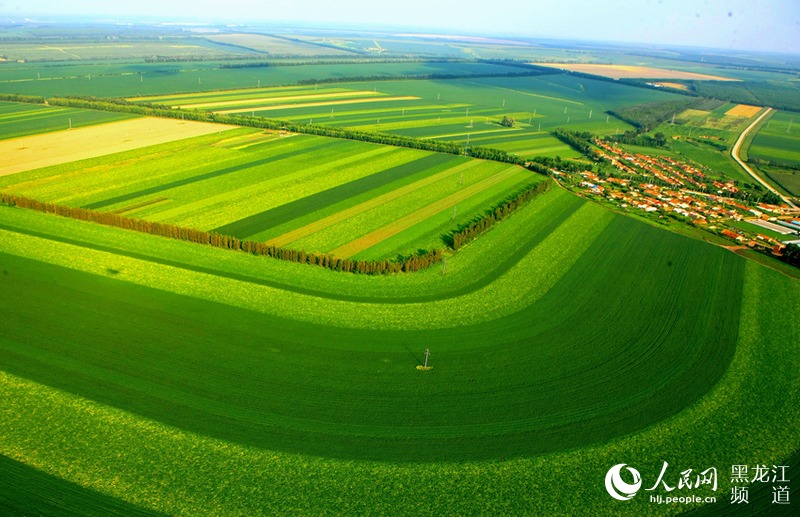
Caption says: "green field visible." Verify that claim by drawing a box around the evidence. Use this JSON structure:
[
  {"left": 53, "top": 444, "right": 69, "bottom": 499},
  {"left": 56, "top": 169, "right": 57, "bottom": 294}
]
[
  {"left": 0, "top": 38, "right": 247, "bottom": 61},
  {"left": 0, "top": 101, "right": 137, "bottom": 139},
  {"left": 0, "top": 189, "right": 798, "bottom": 514},
  {"left": 749, "top": 111, "right": 800, "bottom": 166},
  {"left": 0, "top": 115, "right": 536, "bottom": 259},
  {"left": 0, "top": 60, "right": 528, "bottom": 99},
  {"left": 2, "top": 25, "right": 800, "bottom": 515},
  {"left": 137, "top": 74, "right": 681, "bottom": 159}
]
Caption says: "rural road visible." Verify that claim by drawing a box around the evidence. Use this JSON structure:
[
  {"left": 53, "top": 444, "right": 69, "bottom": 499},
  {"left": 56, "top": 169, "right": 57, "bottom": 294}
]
[{"left": 731, "top": 107, "right": 798, "bottom": 209}]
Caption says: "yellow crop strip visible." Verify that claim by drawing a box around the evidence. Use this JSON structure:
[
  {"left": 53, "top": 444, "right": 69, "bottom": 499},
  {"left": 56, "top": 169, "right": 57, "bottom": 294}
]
[
  {"left": 267, "top": 160, "right": 483, "bottom": 247},
  {"left": 215, "top": 96, "right": 420, "bottom": 114},
  {"left": 330, "top": 165, "right": 524, "bottom": 258}
]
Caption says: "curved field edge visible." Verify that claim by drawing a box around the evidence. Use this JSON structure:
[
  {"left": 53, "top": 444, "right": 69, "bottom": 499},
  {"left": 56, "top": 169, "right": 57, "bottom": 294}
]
[
  {"left": 0, "top": 187, "right": 586, "bottom": 302},
  {"left": 0, "top": 198, "right": 613, "bottom": 331},
  {"left": 0, "top": 262, "right": 796, "bottom": 515}
]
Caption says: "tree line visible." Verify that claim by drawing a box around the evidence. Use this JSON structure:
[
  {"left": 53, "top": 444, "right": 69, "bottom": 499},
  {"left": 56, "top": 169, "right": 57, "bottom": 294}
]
[
  {"left": 605, "top": 130, "right": 668, "bottom": 148},
  {"left": 296, "top": 70, "right": 541, "bottom": 86},
  {"left": 552, "top": 129, "right": 603, "bottom": 161},
  {"left": 447, "top": 180, "right": 552, "bottom": 250},
  {"left": 45, "top": 96, "right": 537, "bottom": 168},
  {"left": 0, "top": 192, "right": 442, "bottom": 275}
]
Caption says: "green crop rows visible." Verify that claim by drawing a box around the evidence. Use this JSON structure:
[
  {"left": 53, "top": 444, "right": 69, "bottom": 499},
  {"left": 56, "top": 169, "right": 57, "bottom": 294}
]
[
  {"left": 139, "top": 74, "right": 682, "bottom": 159},
  {"left": 0, "top": 101, "right": 137, "bottom": 139},
  {"left": 0, "top": 107, "right": 538, "bottom": 259}
]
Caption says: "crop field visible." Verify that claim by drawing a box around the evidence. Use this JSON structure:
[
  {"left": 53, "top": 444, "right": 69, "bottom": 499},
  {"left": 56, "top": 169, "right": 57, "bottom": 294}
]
[
  {"left": 0, "top": 187, "right": 798, "bottom": 514},
  {"left": 533, "top": 63, "right": 738, "bottom": 81},
  {"left": 0, "top": 116, "right": 234, "bottom": 177},
  {"left": 0, "top": 60, "right": 527, "bottom": 99},
  {"left": 0, "top": 116, "right": 535, "bottom": 258},
  {"left": 137, "top": 74, "right": 683, "bottom": 159},
  {"left": 2, "top": 25, "right": 800, "bottom": 516},
  {"left": 748, "top": 110, "right": 800, "bottom": 166},
  {"left": 0, "top": 100, "right": 137, "bottom": 139},
  {"left": 206, "top": 33, "right": 358, "bottom": 56},
  {"left": 0, "top": 38, "right": 246, "bottom": 61}
]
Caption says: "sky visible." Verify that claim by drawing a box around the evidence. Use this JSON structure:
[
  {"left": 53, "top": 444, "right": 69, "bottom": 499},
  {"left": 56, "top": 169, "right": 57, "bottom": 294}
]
[{"left": 2, "top": 0, "right": 799, "bottom": 53}]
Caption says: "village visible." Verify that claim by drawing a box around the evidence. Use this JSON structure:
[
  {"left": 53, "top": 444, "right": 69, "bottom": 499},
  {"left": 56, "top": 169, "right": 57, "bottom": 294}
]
[{"left": 554, "top": 138, "right": 800, "bottom": 257}]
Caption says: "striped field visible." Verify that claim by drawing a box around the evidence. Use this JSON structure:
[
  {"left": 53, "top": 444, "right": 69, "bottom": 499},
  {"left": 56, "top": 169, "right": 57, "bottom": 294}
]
[{"left": 0, "top": 106, "right": 537, "bottom": 258}]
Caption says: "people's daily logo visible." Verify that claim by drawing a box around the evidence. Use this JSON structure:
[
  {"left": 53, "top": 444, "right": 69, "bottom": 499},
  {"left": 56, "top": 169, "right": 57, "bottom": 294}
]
[{"left": 605, "top": 463, "right": 642, "bottom": 501}]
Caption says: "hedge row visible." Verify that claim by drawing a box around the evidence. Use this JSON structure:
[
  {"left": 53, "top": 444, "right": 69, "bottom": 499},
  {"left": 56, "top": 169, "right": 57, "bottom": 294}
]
[{"left": 0, "top": 192, "right": 442, "bottom": 275}]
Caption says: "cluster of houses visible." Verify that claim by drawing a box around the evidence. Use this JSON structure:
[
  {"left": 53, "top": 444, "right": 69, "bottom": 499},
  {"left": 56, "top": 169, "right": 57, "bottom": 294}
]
[{"left": 557, "top": 139, "right": 800, "bottom": 256}]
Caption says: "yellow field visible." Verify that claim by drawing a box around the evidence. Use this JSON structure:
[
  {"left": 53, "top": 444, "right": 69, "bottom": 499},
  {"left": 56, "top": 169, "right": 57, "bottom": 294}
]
[
  {"left": 215, "top": 96, "right": 420, "bottom": 115},
  {"left": 178, "top": 91, "right": 380, "bottom": 109},
  {"left": 534, "top": 63, "right": 738, "bottom": 81},
  {"left": 0, "top": 118, "right": 234, "bottom": 177},
  {"left": 329, "top": 165, "right": 522, "bottom": 258},
  {"left": 653, "top": 82, "right": 689, "bottom": 90},
  {"left": 726, "top": 104, "right": 763, "bottom": 117}
]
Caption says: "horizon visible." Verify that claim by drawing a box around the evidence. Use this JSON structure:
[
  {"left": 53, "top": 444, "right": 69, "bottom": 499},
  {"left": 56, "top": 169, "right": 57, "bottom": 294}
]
[{"left": 2, "top": 0, "right": 799, "bottom": 55}]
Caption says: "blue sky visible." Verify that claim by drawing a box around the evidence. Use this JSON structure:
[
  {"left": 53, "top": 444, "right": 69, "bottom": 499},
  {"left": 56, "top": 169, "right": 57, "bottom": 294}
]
[{"left": 2, "top": 0, "right": 798, "bottom": 53}]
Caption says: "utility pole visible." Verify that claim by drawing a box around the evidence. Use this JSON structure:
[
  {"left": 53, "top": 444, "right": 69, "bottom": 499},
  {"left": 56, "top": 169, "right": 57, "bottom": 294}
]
[
  {"left": 453, "top": 205, "right": 457, "bottom": 220},
  {"left": 442, "top": 257, "right": 447, "bottom": 275},
  {"left": 423, "top": 349, "right": 431, "bottom": 368}
]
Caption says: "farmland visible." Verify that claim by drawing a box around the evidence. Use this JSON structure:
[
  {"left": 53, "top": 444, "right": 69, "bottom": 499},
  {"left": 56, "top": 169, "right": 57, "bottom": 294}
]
[
  {"left": 0, "top": 100, "right": 137, "bottom": 139},
  {"left": 746, "top": 110, "right": 800, "bottom": 197},
  {"left": 0, "top": 109, "right": 536, "bottom": 259},
  {"left": 1, "top": 188, "right": 798, "bottom": 514},
  {"left": 0, "top": 60, "right": 529, "bottom": 99},
  {"left": 1, "top": 21, "right": 799, "bottom": 517},
  {"left": 534, "top": 63, "right": 737, "bottom": 81},
  {"left": 137, "top": 74, "right": 683, "bottom": 159}
]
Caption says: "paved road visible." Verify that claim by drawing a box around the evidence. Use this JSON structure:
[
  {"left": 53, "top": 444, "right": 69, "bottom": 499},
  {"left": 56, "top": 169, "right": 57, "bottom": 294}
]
[{"left": 731, "top": 107, "right": 798, "bottom": 209}]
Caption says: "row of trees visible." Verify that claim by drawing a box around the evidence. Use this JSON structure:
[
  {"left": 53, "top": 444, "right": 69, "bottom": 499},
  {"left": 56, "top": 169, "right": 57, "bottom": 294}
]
[
  {"left": 296, "top": 70, "right": 539, "bottom": 86},
  {"left": 0, "top": 192, "right": 442, "bottom": 275},
  {"left": 448, "top": 180, "right": 552, "bottom": 250},
  {"left": 605, "top": 130, "right": 669, "bottom": 148},
  {"left": 46, "top": 96, "right": 535, "bottom": 167},
  {"left": 0, "top": 93, "right": 46, "bottom": 104},
  {"left": 783, "top": 243, "right": 800, "bottom": 267},
  {"left": 552, "top": 129, "right": 602, "bottom": 161},
  {"left": 748, "top": 157, "right": 800, "bottom": 172}
]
